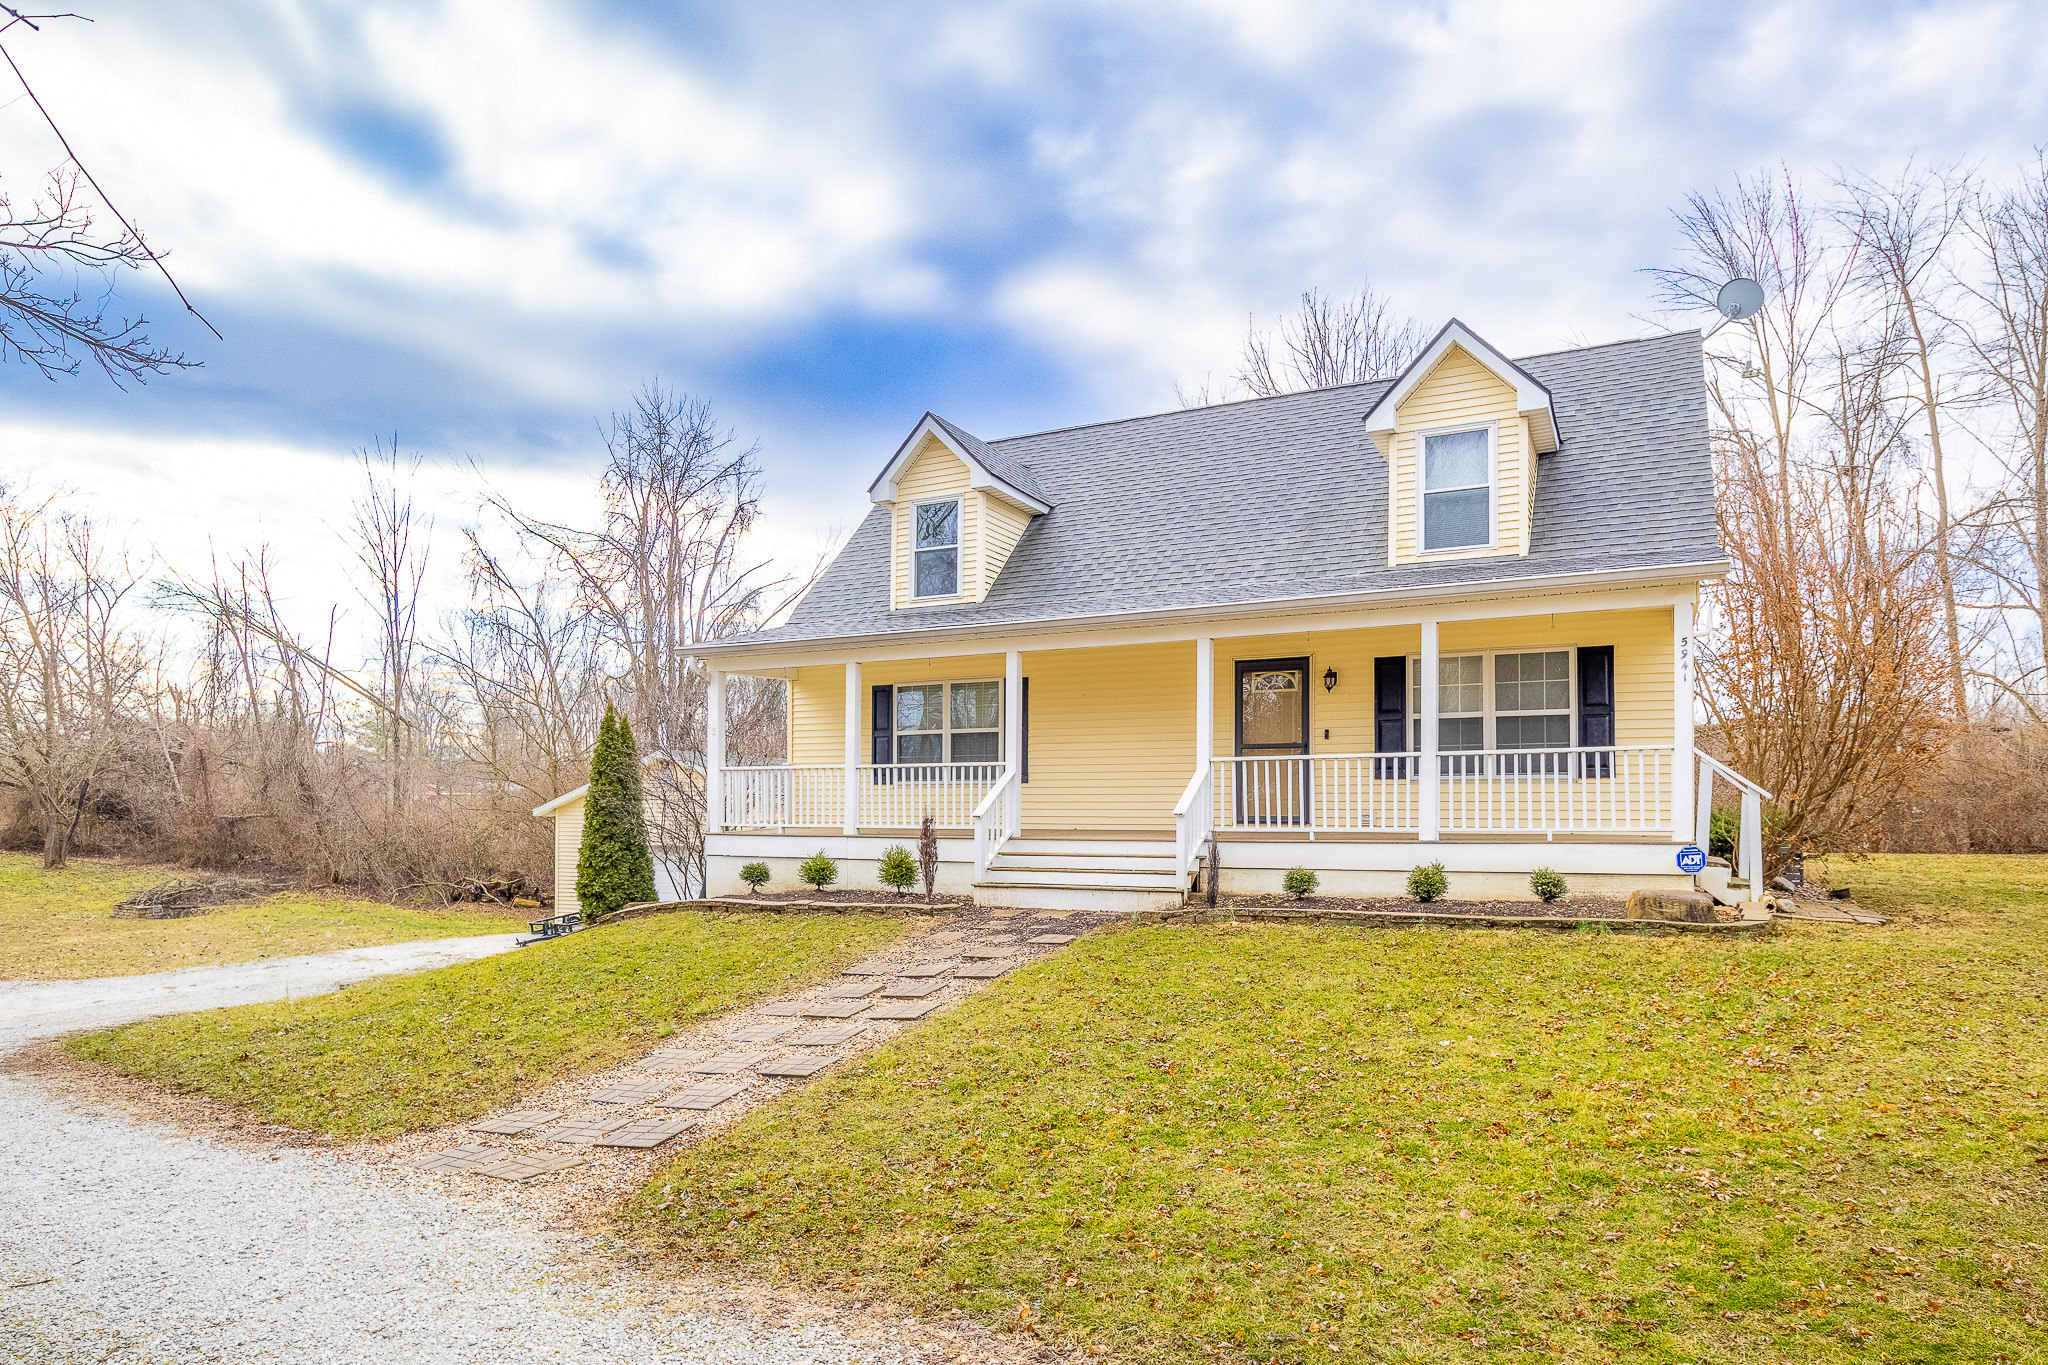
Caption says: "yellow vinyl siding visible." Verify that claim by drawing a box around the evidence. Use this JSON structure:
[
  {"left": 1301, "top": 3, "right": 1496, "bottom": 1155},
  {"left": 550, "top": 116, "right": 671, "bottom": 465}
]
[
  {"left": 890, "top": 437, "right": 976, "bottom": 608},
  {"left": 789, "top": 664, "right": 849, "bottom": 767},
  {"left": 1015, "top": 642, "right": 1189, "bottom": 831},
  {"left": 1213, "top": 626, "right": 1423, "bottom": 757},
  {"left": 1440, "top": 608, "right": 1674, "bottom": 746},
  {"left": 977, "top": 493, "right": 1034, "bottom": 597},
  {"left": 550, "top": 796, "right": 584, "bottom": 918},
  {"left": 1388, "top": 346, "right": 1532, "bottom": 565}
]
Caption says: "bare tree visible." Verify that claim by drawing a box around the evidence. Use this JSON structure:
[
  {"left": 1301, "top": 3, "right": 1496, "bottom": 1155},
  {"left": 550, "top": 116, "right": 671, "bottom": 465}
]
[
  {"left": 349, "top": 445, "right": 432, "bottom": 815},
  {"left": 0, "top": 9, "right": 212, "bottom": 381},
  {"left": 1236, "top": 284, "right": 1422, "bottom": 398},
  {"left": 0, "top": 486, "right": 147, "bottom": 866},
  {"left": 1841, "top": 164, "right": 1978, "bottom": 720}
]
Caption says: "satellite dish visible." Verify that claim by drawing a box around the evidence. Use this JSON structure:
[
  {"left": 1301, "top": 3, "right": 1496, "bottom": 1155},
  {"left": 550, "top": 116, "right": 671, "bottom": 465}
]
[{"left": 1715, "top": 277, "right": 1764, "bottom": 321}]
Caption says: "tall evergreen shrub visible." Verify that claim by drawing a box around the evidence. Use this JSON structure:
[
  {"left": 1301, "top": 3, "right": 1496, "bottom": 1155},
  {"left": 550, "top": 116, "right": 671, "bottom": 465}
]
[{"left": 574, "top": 704, "right": 657, "bottom": 921}]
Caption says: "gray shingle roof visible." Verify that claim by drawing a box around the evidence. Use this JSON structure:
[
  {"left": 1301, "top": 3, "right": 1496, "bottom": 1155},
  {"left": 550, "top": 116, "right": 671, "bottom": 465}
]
[
  {"left": 923, "top": 413, "right": 1050, "bottom": 505},
  {"left": 723, "top": 331, "right": 1721, "bottom": 651}
]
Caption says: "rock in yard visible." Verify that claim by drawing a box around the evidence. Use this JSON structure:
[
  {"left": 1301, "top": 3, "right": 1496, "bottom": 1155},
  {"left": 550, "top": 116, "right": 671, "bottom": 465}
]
[{"left": 1623, "top": 888, "right": 1718, "bottom": 923}]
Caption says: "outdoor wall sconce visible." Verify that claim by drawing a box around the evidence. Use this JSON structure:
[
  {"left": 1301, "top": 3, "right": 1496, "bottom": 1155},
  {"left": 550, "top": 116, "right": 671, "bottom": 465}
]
[{"left": 1322, "top": 666, "right": 1338, "bottom": 692}]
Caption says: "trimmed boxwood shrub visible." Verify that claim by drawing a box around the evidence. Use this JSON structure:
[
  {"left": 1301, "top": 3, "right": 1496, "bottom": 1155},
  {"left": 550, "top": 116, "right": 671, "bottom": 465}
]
[
  {"left": 798, "top": 851, "right": 839, "bottom": 891},
  {"left": 739, "top": 862, "right": 771, "bottom": 893},
  {"left": 1282, "top": 866, "right": 1319, "bottom": 899},
  {"left": 1529, "top": 867, "right": 1568, "bottom": 902},
  {"left": 877, "top": 845, "right": 918, "bottom": 896},
  {"left": 1407, "top": 861, "right": 1449, "bottom": 903}
]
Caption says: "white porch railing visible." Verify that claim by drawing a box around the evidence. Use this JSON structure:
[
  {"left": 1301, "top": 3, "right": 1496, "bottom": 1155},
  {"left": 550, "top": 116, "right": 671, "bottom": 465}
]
[
  {"left": 972, "top": 767, "right": 1021, "bottom": 879},
  {"left": 1211, "top": 753, "right": 1423, "bottom": 834},
  {"left": 1696, "top": 753, "right": 1773, "bottom": 889},
  {"left": 722, "top": 765, "right": 843, "bottom": 829},
  {"left": 1201, "top": 747, "right": 1676, "bottom": 838},
  {"left": 720, "top": 763, "right": 1001, "bottom": 830},
  {"left": 857, "top": 763, "right": 1003, "bottom": 829},
  {"left": 1438, "top": 747, "right": 1674, "bottom": 836},
  {"left": 1173, "top": 763, "right": 1214, "bottom": 883}
]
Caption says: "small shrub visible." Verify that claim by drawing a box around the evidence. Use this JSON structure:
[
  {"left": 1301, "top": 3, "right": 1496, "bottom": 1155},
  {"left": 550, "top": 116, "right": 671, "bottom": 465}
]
[
  {"left": 1282, "top": 866, "right": 1319, "bottom": 899},
  {"left": 1529, "top": 867, "right": 1568, "bottom": 903},
  {"left": 798, "top": 851, "right": 839, "bottom": 892},
  {"left": 1407, "top": 861, "right": 1448, "bottom": 903},
  {"left": 877, "top": 845, "right": 918, "bottom": 896},
  {"left": 739, "top": 862, "right": 771, "bottom": 894}
]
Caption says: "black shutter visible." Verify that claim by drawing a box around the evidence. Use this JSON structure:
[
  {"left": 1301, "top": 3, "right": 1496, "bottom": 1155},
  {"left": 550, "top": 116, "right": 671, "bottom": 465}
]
[
  {"left": 1373, "top": 655, "right": 1407, "bottom": 778},
  {"left": 1577, "top": 646, "right": 1614, "bottom": 778},
  {"left": 870, "top": 684, "right": 894, "bottom": 766},
  {"left": 1020, "top": 677, "right": 1030, "bottom": 783}
]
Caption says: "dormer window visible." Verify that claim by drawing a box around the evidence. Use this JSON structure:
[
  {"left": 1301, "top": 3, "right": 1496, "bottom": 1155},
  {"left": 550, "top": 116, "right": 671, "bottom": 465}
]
[
  {"left": 913, "top": 499, "right": 960, "bottom": 597},
  {"left": 1421, "top": 426, "right": 1491, "bottom": 552}
]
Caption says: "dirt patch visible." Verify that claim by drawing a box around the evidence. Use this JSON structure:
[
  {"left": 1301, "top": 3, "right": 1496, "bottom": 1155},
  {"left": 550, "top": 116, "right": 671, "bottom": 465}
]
[{"left": 1220, "top": 893, "right": 1627, "bottom": 919}]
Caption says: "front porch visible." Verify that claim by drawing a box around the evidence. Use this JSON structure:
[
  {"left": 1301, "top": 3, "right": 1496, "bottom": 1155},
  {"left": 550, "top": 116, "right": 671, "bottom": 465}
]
[{"left": 703, "top": 594, "right": 1765, "bottom": 910}]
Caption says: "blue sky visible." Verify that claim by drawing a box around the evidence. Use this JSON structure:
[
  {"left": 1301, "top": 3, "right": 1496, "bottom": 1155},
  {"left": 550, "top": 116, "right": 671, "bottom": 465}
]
[{"left": 4, "top": 0, "right": 2046, "bottom": 629}]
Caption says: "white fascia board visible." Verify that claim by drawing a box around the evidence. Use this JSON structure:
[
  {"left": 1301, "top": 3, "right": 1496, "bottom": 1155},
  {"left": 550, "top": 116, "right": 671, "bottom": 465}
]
[
  {"left": 868, "top": 415, "right": 1051, "bottom": 514},
  {"left": 531, "top": 784, "right": 588, "bottom": 817},
  {"left": 1363, "top": 320, "right": 1559, "bottom": 454},
  {"left": 689, "top": 559, "right": 1730, "bottom": 669}
]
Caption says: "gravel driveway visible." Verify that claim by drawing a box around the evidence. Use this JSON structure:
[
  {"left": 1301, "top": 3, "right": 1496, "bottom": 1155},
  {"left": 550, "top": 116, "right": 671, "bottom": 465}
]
[{"left": 0, "top": 938, "right": 925, "bottom": 1365}]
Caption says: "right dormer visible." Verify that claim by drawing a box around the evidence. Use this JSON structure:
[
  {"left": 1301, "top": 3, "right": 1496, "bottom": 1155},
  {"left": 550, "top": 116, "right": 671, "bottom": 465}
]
[{"left": 1364, "top": 320, "right": 1559, "bottom": 567}]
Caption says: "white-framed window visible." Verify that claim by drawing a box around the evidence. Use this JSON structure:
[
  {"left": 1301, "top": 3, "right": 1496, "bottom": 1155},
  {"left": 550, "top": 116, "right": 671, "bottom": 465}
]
[
  {"left": 912, "top": 499, "right": 961, "bottom": 598},
  {"left": 1420, "top": 426, "right": 1492, "bottom": 552},
  {"left": 893, "top": 679, "right": 1000, "bottom": 766},
  {"left": 1408, "top": 648, "right": 1575, "bottom": 753}
]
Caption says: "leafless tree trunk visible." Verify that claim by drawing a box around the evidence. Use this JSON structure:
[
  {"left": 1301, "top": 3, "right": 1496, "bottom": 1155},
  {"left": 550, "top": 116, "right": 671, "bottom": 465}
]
[
  {"left": 350, "top": 445, "right": 432, "bottom": 817},
  {"left": 1237, "top": 284, "right": 1422, "bottom": 398}
]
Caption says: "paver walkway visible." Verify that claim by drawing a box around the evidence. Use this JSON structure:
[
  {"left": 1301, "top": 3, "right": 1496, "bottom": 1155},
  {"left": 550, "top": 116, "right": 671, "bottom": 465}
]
[{"left": 390, "top": 906, "right": 1111, "bottom": 1193}]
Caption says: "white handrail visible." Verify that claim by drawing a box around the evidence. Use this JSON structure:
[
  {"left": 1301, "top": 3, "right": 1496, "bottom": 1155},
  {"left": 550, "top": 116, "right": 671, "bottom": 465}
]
[
  {"left": 1172, "top": 763, "right": 1214, "bottom": 889},
  {"left": 1698, "top": 752, "right": 1773, "bottom": 800},
  {"left": 971, "top": 767, "right": 1020, "bottom": 881},
  {"left": 1692, "top": 754, "right": 1771, "bottom": 891}
]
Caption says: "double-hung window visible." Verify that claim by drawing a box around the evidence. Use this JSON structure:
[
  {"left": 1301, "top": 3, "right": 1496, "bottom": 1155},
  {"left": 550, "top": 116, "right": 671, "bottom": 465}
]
[
  {"left": 1407, "top": 649, "right": 1576, "bottom": 772},
  {"left": 893, "top": 681, "right": 1000, "bottom": 768},
  {"left": 1421, "top": 427, "right": 1491, "bottom": 551},
  {"left": 1413, "top": 654, "right": 1486, "bottom": 774},
  {"left": 913, "top": 500, "right": 960, "bottom": 598}
]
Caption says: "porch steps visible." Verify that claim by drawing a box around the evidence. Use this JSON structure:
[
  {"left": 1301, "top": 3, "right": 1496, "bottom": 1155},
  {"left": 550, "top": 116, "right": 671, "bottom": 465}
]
[{"left": 975, "top": 838, "right": 1185, "bottom": 913}]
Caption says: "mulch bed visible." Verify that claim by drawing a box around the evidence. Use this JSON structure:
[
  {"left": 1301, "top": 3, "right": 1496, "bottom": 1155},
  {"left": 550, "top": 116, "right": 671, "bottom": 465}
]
[
  {"left": 722, "top": 890, "right": 975, "bottom": 907},
  {"left": 1220, "top": 894, "right": 1628, "bottom": 920}
]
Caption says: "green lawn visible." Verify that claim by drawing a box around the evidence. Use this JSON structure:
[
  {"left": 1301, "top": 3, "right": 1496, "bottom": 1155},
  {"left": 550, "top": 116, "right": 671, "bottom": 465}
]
[
  {"left": 0, "top": 853, "right": 524, "bottom": 981},
  {"left": 626, "top": 854, "right": 2048, "bottom": 1364},
  {"left": 65, "top": 911, "right": 906, "bottom": 1137}
]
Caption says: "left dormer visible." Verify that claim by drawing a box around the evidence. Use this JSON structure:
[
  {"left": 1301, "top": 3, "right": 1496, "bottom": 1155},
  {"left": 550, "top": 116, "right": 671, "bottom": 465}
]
[{"left": 868, "top": 413, "right": 1050, "bottom": 608}]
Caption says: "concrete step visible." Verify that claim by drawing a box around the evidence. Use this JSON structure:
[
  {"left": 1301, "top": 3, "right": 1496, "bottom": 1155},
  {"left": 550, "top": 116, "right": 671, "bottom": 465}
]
[
  {"left": 999, "top": 838, "right": 1175, "bottom": 859},
  {"left": 973, "top": 881, "right": 1186, "bottom": 913},
  {"left": 988, "top": 852, "right": 1179, "bottom": 875},
  {"left": 980, "top": 866, "right": 1180, "bottom": 890}
]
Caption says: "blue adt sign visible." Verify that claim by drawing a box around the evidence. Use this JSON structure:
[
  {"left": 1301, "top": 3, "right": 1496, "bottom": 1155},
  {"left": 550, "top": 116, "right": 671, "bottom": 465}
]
[{"left": 1676, "top": 845, "right": 1707, "bottom": 875}]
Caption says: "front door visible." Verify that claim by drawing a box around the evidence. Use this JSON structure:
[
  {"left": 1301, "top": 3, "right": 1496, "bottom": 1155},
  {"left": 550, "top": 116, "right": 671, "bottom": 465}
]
[{"left": 1235, "top": 657, "right": 1309, "bottom": 825}]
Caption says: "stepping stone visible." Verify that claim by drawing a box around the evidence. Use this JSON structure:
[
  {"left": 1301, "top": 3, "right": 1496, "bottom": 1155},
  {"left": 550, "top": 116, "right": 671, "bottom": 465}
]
[
  {"left": 880, "top": 979, "right": 944, "bottom": 999},
  {"left": 1033, "top": 910, "right": 1075, "bottom": 921},
  {"left": 728, "top": 1022, "right": 799, "bottom": 1044},
  {"left": 692, "top": 1052, "right": 769, "bottom": 1074},
  {"left": 822, "top": 980, "right": 883, "bottom": 999},
  {"left": 589, "top": 1077, "right": 676, "bottom": 1104},
  {"left": 801, "top": 1000, "right": 870, "bottom": 1018},
  {"left": 841, "top": 959, "right": 898, "bottom": 977},
  {"left": 986, "top": 908, "right": 1023, "bottom": 918},
  {"left": 794, "top": 1024, "right": 866, "bottom": 1046},
  {"left": 955, "top": 960, "right": 1013, "bottom": 979},
  {"left": 474, "top": 1150, "right": 584, "bottom": 1182},
  {"left": 656, "top": 1080, "right": 750, "bottom": 1111},
  {"left": 975, "top": 934, "right": 1017, "bottom": 944},
  {"left": 546, "top": 1117, "right": 632, "bottom": 1145},
  {"left": 596, "top": 1116, "right": 695, "bottom": 1149},
  {"left": 467, "top": 1110, "right": 563, "bottom": 1136},
  {"left": 958, "top": 945, "right": 1019, "bottom": 960},
  {"left": 636, "top": 1050, "right": 707, "bottom": 1072},
  {"left": 412, "top": 1143, "right": 499, "bottom": 1173},
  {"left": 928, "top": 932, "right": 967, "bottom": 945},
  {"left": 756, "top": 1055, "right": 835, "bottom": 1078},
  {"left": 869, "top": 999, "right": 942, "bottom": 1020},
  {"left": 896, "top": 962, "right": 950, "bottom": 978},
  {"left": 1028, "top": 933, "right": 1075, "bottom": 945},
  {"left": 758, "top": 1001, "right": 810, "bottom": 1016}
]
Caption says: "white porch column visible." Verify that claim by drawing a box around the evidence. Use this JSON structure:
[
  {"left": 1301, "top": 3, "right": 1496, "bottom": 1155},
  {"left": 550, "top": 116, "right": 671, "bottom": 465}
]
[
  {"left": 1193, "top": 636, "right": 1214, "bottom": 773},
  {"left": 842, "top": 661, "right": 861, "bottom": 837},
  {"left": 705, "top": 668, "right": 725, "bottom": 835},
  {"left": 1419, "top": 618, "right": 1440, "bottom": 841},
  {"left": 1672, "top": 599, "right": 1696, "bottom": 843},
  {"left": 1004, "top": 649, "right": 1023, "bottom": 776}
]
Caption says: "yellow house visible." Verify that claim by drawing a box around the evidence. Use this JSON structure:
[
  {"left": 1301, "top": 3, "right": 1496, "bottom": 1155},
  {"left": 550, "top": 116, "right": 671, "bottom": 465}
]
[{"left": 695, "top": 323, "right": 1762, "bottom": 910}]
